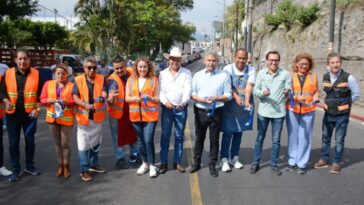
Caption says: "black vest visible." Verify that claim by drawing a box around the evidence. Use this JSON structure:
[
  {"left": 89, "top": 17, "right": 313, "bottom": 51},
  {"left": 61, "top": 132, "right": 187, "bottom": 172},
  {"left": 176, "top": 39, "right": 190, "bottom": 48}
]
[{"left": 323, "top": 70, "right": 352, "bottom": 115}]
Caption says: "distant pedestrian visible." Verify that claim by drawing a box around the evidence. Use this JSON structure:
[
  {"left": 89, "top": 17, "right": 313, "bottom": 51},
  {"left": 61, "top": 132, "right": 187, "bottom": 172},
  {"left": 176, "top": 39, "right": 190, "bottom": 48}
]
[
  {"left": 190, "top": 51, "right": 232, "bottom": 177},
  {"left": 159, "top": 47, "right": 192, "bottom": 174},
  {"left": 220, "top": 48, "right": 255, "bottom": 173},
  {"left": 0, "top": 49, "right": 42, "bottom": 182},
  {"left": 313, "top": 52, "right": 360, "bottom": 174},
  {"left": 125, "top": 58, "right": 160, "bottom": 178},
  {"left": 73, "top": 56, "right": 108, "bottom": 181},
  {"left": 286, "top": 53, "right": 319, "bottom": 175},
  {"left": 250, "top": 51, "right": 291, "bottom": 176},
  {"left": 97, "top": 59, "right": 110, "bottom": 78}
]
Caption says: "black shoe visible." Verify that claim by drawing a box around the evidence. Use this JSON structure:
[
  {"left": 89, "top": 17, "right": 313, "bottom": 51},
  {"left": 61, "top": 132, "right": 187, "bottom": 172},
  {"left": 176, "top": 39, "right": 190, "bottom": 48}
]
[
  {"left": 286, "top": 165, "right": 298, "bottom": 172},
  {"left": 116, "top": 158, "right": 129, "bottom": 170},
  {"left": 190, "top": 163, "right": 201, "bottom": 174},
  {"left": 209, "top": 165, "right": 218, "bottom": 177},
  {"left": 159, "top": 164, "right": 168, "bottom": 174},
  {"left": 271, "top": 166, "right": 282, "bottom": 176},
  {"left": 250, "top": 164, "right": 260, "bottom": 174},
  {"left": 297, "top": 167, "right": 307, "bottom": 175},
  {"left": 173, "top": 163, "right": 185, "bottom": 173}
]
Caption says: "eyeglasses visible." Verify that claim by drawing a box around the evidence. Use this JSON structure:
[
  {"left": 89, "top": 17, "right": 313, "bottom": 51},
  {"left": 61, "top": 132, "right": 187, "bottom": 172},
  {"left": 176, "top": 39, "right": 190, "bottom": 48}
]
[
  {"left": 86, "top": 66, "right": 97, "bottom": 71},
  {"left": 298, "top": 63, "right": 309, "bottom": 67},
  {"left": 268, "top": 59, "right": 280, "bottom": 62}
]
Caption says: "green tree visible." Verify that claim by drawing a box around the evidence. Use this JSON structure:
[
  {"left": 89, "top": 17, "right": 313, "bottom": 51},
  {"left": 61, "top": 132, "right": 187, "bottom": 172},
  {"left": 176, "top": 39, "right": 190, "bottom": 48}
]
[{"left": 0, "top": 0, "right": 39, "bottom": 21}]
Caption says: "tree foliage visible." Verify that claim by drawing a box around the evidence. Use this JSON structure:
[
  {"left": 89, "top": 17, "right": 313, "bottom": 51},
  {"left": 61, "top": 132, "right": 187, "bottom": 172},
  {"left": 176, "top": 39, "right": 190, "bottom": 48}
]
[
  {"left": 0, "top": 0, "right": 39, "bottom": 21},
  {"left": 0, "top": 19, "right": 69, "bottom": 49},
  {"left": 264, "top": 0, "right": 320, "bottom": 31},
  {"left": 72, "top": 0, "right": 195, "bottom": 60}
]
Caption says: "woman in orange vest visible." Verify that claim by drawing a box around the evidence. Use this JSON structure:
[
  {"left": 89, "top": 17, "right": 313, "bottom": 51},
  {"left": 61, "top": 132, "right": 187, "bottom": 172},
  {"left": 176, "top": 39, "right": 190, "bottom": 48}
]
[
  {"left": 40, "top": 64, "right": 74, "bottom": 179},
  {"left": 286, "top": 53, "right": 319, "bottom": 175},
  {"left": 125, "top": 57, "right": 160, "bottom": 178}
]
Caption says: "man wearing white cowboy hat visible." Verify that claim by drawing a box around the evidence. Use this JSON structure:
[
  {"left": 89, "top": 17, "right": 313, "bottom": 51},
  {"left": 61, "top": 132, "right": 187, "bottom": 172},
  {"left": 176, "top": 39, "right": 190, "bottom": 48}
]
[{"left": 159, "top": 47, "right": 192, "bottom": 174}]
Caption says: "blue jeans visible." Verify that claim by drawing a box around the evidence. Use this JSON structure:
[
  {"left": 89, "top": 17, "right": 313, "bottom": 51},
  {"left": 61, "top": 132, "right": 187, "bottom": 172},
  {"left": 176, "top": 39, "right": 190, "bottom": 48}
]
[
  {"left": 132, "top": 122, "right": 157, "bottom": 165},
  {"left": 321, "top": 113, "right": 350, "bottom": 164},
  {"left": 160, "top": 105, "right": 187, "bottom": 164},
  {"left": 7, "top": 116, "right": 37, "bottom": 173},
  {"left": 253, "top": 114, "right": 284, "bottom": 167},
  {"left": 220, "top": 131, "right": 242, "bottom": 159},
  {"left": 78, "top": 144, "right": 100, "bottom": 173},
  {"left": 109, "top": 116, "right": 138, "bottom": 161}
]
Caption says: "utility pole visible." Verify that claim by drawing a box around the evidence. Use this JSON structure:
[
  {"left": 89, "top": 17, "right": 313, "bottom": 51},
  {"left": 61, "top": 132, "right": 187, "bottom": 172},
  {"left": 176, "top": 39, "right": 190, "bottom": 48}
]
[
  {"left": 328, "top": 0, "right": 336, "bottom": 54},
  {"left": 235, "top": 1, "right": 239, "bottom": 49},
  {"left": 244, "top": 0, "right": 248, "bottom": 49},
  {"left": 247, "top": 0, "right": 253, "bottom": 57},
  {"left": 222, "top": 0, "right": 226, "bottom": 61},
  {"left": 54, "top": 9, "right": 58, "bottom": 23}
]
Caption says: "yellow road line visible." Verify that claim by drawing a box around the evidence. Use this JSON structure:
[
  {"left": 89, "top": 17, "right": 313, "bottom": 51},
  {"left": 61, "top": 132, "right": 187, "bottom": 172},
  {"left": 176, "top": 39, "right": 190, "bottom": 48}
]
[{"left": 185, "top": 120, "right": 203, "bottom": 205}]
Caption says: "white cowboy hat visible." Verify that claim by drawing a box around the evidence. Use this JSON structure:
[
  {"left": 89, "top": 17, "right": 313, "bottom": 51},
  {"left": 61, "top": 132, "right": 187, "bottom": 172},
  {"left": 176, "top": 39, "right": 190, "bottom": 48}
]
[{"left": 163, "top": 47, "right": 182, "bottom": 59}]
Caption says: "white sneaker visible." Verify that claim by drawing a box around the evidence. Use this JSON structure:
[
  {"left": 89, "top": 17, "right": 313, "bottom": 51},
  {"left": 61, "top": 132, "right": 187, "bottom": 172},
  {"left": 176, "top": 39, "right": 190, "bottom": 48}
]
[
  {"left": 149, "top": 165, "right": 158, "bottom": 178},
  {"left": 0, "top": 166, "right": 12, "bottom": 176},
  {"left": 137, "top": 163, "right": 149, "bottom": 175},
  {"left": 221, "top": 158, "right": 231, "bottom": 172},
  {"left": 230, "top": 156, "right": 244, "bottom": 169}
]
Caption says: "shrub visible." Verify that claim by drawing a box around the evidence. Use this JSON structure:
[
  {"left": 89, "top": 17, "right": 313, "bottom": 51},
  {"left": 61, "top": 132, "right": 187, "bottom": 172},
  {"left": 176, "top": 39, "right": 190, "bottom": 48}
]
[{"left": 296, "top": 3, "right": 320, "bottom": 27}]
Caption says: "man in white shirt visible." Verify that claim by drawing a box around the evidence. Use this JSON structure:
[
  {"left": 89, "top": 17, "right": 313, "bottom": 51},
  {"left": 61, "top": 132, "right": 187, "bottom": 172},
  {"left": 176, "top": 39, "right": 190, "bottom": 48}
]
[{"left": 159, "top": 47, "right": 192, "bottom": 174}]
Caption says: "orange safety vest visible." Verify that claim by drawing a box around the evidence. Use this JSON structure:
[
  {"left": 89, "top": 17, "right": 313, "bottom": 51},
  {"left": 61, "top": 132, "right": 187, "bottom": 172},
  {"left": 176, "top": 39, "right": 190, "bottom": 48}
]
[
  {"left": 287, "top": 72, "right": 317, "bottom": 114},
  {"left": 127, "top": 77, "right": 159, "bottom": 122},
  {"left": 45, "top": 80, "right": 74, "bottom": 126},
  {"left": 74, "top": 74, "right": 106, "bottom": 125},
  {"left": 0, "top": 74, "right": 4, "bottom": 119},
  {"left": 107, "top": 73, "right": 125, "bottom": 119},
  {"left": 5, "top": 67, "right": 39, "bottom": 114}
]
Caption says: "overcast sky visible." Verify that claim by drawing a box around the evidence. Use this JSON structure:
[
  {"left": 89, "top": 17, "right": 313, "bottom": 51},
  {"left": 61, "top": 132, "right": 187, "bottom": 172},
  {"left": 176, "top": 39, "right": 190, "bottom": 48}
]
[{"left": 34, "top": 0, "right": 234, "bottom": 37}]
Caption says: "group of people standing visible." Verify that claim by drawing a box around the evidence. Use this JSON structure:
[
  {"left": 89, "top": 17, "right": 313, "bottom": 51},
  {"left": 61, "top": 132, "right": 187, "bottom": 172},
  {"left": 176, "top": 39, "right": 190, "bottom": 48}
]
[{"left": 0, "top": 47, "right": 360, "bottom": 183}]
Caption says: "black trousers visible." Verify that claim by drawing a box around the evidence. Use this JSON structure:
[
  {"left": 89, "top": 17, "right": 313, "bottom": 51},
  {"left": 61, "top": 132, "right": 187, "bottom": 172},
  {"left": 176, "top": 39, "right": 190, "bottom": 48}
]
[{"left": 193, "top": 106, "right": 222, "bottom": 166}]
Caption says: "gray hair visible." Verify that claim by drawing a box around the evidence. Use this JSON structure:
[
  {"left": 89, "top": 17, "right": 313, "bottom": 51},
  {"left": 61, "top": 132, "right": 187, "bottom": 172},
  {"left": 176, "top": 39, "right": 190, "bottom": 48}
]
[
  {"left": 327, "top": 52, "right": 342, "bottom": 64},
  {"left": 83, "top": 56, "right": 97, "bottom": 65},
  {"left": 204, "top": 51, "right": 219, "bottom": 62}
]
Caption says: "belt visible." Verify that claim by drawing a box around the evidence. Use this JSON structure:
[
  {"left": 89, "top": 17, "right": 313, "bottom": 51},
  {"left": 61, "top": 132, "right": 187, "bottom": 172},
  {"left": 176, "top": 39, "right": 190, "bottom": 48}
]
[{"left": 194, "top": 106, "right": 222, "bottom": 113}]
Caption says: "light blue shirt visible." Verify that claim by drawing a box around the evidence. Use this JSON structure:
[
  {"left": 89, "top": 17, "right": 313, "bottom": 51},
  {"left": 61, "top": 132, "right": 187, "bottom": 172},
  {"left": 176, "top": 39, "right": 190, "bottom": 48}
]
[
  {"left": 192, "top": 68, "right": 232, "bottom": 109},
  {"left": 253, "top": 67, "right": 292, "bottom": 118},
  {"left": 0, "top": 63, "right": 9, "bottom": 75},
  {"left": 329, "top": 69, "right": 361, "bottom": 102}
]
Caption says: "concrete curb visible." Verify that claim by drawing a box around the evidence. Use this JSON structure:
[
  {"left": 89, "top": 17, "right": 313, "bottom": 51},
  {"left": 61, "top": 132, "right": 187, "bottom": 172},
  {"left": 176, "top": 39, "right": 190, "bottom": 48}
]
[{"left": 317, "top": 104, "right": 364, "bottom": 122}]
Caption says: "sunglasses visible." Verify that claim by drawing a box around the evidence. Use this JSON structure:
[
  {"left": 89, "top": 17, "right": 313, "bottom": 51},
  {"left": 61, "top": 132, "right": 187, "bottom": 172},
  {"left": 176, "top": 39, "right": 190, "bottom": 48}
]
[{"left": 86, "top": 66, "right": 97, "bottom": 71}]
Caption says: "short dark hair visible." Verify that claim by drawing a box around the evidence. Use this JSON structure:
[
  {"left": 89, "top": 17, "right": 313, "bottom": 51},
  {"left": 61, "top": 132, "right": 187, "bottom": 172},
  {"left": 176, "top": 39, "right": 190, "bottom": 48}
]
[
  {"left": 235, "top": 48, "right": 248, "bottom": 57},
  {"left": 112, "top": 56, "right": 125, "bottom": 64},
  {"left": 265, "top": 50, "right": 280, "bottom": 61},
  {"left": 15, "top": 48, "right": 30, "bottom": 58},
  {"left": 327, "top": 52, "right": 342, "bottom": 64}
]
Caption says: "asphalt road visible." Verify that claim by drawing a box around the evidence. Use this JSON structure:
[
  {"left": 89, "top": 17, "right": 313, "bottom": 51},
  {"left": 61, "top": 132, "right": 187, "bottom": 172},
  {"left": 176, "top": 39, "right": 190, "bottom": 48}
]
[{"left": 1, "top": 59, "right": 364, "bottom": 205}]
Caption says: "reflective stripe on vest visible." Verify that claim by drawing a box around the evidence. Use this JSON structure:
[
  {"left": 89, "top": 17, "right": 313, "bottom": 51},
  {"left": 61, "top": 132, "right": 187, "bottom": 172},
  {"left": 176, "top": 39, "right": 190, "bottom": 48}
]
[
  {"left": 287, "top": 72, "right": 317, "bottom": 114},
  {"left": 5, "top": 67, "right": 39, "bottom": 114},
  {"left": 128, "top": 77, "right": 159, "bottom": 122},
  {"left": 74, "top": 74, "right": 106, "bottom": 125},
  {"left": 45, "top": 80, "right": 74, "bottom": 126}
]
